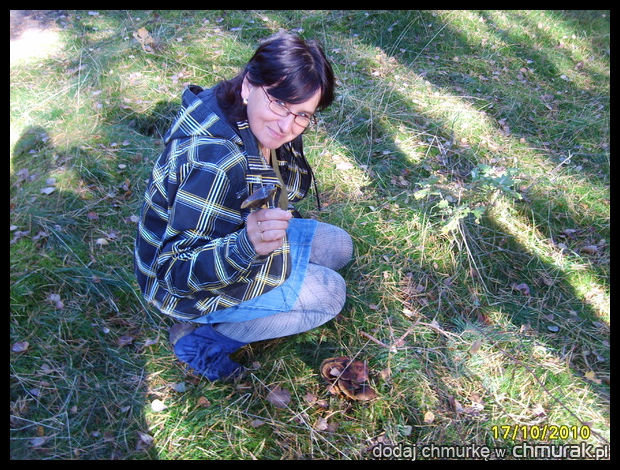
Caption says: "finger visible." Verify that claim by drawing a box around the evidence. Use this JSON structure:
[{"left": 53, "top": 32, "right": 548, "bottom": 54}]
[
  {"left": 254, "top": 238, "right": 285, "bottom": 256},
  {"left": 257, "top": 208, "right": 292, "bottom": 222},
  {"left": 257, "top": 219, "right": 289, "bottom": 232},
  {"left": 260, "top": 229, "right": 287, "bottom": 243}
]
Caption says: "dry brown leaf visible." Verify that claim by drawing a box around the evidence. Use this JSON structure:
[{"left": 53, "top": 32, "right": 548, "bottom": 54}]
[
  {"left": 150, "top": 399, "right": 167, "bottom": 412},
  {"left": 469, "top": 339, "right": 482, "bottom": 354},
  {"left": 12, "top": 341, "right": 29, "bottom": 353},
  {"left": 585, "top": 370, "right": 602, "bottom": 384},
  {"left": 136, "top": 431, "right": 154, "bottom": 450},
  {"left": 47, "top": 293, "right": 64, "bottom": 309},
  {"left": 133, "top": 27, "right": 156, "bottom": 53},
  {"left": 117, "top": 335, "right": 134, "bottom": 347},
  {"left": 580, "top": 245, "right": 599, "bottom": 255},
  {"left": 266, "top": 386, "right": 291, "bottom": 408},
  {"left": 314, "top": 416, "right": 329, "bottom": 431},
  {"left": 197, "top": 396, "right": 211, "bottom": 408},
  {"left": 30, "top": 436, "right": 47, "bottom": 447},
  {"left": 379, "top": 367, "right": 392, "bottom": 381},
  {"left": 511, "top": 282, "right": 530, "bottom": 296}
]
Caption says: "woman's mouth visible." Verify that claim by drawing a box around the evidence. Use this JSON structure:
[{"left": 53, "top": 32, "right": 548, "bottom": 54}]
[{"left": 267, "top": 126, "right": 284, "bottom": 140}]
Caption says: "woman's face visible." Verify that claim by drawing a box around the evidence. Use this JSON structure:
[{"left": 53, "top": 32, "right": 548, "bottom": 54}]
[{"left": 241, "top": 76, "right": 321, "bottom": 153}]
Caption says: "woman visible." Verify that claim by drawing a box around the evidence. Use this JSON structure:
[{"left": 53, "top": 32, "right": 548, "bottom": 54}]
[{"left": 134, "top": 32, "right": 353, "bottom": 381}]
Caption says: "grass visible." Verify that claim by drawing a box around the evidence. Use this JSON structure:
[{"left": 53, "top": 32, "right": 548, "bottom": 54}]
[{"left": 10, "top": 10, "right": 609, "bottom": 459}]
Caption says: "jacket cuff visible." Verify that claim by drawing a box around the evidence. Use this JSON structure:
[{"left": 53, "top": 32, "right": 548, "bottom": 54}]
[{"left": 236, "top": 227, "right": 266, "bottom": 266}]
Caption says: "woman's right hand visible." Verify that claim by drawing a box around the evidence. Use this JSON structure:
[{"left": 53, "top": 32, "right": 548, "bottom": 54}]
[{"left": 246, "top": 208, "right": 292, "bottom": 256}]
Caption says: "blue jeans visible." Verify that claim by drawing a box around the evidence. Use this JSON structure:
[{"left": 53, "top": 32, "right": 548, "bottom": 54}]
[{"left": 213, "top": 222, "right": 353, "bottom": 343}]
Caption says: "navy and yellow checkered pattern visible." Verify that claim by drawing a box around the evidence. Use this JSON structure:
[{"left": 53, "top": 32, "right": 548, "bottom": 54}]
[{"left": 134, "top": 85, "right": 314, "bottom": 320}]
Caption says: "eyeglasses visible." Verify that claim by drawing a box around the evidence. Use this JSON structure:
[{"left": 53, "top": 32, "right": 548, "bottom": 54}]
[{"left": 261, "top": 87, "right": 316, "bottom": 128}]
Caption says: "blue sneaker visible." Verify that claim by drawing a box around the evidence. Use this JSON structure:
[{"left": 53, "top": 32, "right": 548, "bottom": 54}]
[{"left": 173, "top": 325, "right": 247, "bottom": 381}]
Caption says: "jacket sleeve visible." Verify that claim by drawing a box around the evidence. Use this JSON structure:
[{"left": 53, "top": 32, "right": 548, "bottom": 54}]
[{"left": 155, "top": 155, "right": 259, "bottom": 297}]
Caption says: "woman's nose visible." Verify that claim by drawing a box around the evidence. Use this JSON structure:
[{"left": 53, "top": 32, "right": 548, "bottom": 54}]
[{"left": 278, "top": 113, "right": 296, "bottom": 133}]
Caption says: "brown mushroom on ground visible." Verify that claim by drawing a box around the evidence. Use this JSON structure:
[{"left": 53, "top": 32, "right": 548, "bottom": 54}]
[{"left": 320, "top": 356, "right": 377, "bottom": 401}]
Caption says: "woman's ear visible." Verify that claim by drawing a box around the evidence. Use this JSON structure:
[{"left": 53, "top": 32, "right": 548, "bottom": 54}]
[{"left": 241, "top": 75, "right": 252, "bottom": 102}]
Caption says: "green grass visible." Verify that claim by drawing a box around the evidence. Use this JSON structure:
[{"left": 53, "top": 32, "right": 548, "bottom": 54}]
[{"left": 11, "top": 10, "right": 609, "bottom": 459}]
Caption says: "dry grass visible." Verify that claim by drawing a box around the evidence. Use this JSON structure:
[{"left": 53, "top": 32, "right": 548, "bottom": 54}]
[{"left": 11, "top": 10, "right": 609, "bottom": 459}]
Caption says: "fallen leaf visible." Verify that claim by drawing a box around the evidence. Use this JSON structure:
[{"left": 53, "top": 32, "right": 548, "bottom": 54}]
[
  {"left": 250, "top": 418, "right": 266, "bottom": 428},
  {"left": 136, "top": 431, "right": 154, "bottom": 450},
  {"left": 580, "top": 245, "right": 599, "bottom": 255},
  {"left": 585, "top": 370, "right": 602, "bottom": 384},
  {"left": 40, "top": 187, "right": 56, "bottom": 195},
  {"left": 133, "top": 27, "right": 156, "bottom": 53},
  {"left": 142, "top": 337, "right": 158, "bottom": 348},
  {"left": 170, "top": 382, "right": 186, "bottom": 393},
  {"left": 561, "top": 228, "right": 578, "bottom": 238},
  {"left": 402, "top": 307, "right": 414, "bottom": 318},
  {"left": 314, "top": 416, "right": 329, "bottom": 431},
  {"left": 540, "top": 272, "right": 555, "bottom": 286},
  {"left": 379, "top": 367, "right": 392, "bottom": 381},
  {"left": 151, "top": 399, "right": 167, "bottom": 412},
  {"left": 336, "top": 161, "right": 354, "bottom": 171},
  {"left": 11, "top": 230, "right": 30, "bottom": 244},
  {"left": 532, "top": 403, "right": 546, "bottom": 416},
  {"left": 469, "top": 339, "right": 482, "bottom": 354},
  {"left": 47, "top": 293, "right": 64, "bottom": 309},
  {"left": 450, "top": 397, "right": 464, "bottom": 413},
  {"left": 303, "top": 392, "right": 317, "bottom": 404},
  {"left": 197, "top": 396, "right": 211, "bottom": 408},
  {"left": 117, "top": 335, "right": 134, "bottom": 347},
  {"left": 12, "top": 341, "right": 29, "bottom": 353},
  {"left": 511, "top": 282, "right": 530, "bottom": 296},
  {"left": 423, "top": 410, "right": 435, "bottom": 424},
  {"left": 266, "top": 386, "right": 291, "bottom": 408},
  {"left": 32, "top": 230, "right": 48, "bottom": 242},
  {"left": 30, "top": 436, "right": 47, "bottom": 447}
]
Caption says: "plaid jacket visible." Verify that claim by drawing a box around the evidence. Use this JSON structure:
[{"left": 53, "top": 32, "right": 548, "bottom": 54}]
[{"left": 134, "top": 85, "right": 314, "bottom": 320}]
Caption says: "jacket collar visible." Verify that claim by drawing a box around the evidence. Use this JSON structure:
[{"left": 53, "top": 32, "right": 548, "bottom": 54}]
[{"left": 164, "top": 85, "right": 243, "bottom": 146}]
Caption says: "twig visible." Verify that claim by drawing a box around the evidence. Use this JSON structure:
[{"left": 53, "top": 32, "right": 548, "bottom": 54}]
[
  {"left": 359, "top": 327, "right": 415, "bottom": 351},
  {"left": 359, "top": 331, "right": 390, "bottom": 349}
]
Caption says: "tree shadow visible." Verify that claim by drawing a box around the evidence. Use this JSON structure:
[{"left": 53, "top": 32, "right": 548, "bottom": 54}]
[
  {"left": 316, "top": 9, "right": 609, "bottom": 434},
  {"left": 224, "top": 10, "right": 609, "bottom": 442},
  {"left": 10, "top": 125, "right": 163, "bottom": 459}
]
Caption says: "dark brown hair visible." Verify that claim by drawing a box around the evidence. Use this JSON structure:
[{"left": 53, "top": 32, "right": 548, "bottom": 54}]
[{"left": 216, "top": 31, "right": 335, "bottom": 125}]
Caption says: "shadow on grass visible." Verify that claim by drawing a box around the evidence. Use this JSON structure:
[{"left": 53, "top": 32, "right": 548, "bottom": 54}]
[
  {"left": 312, "top": 10, "right": 608, "bottom": 442},
  {"left": 10, "top": 125, "right": 164, "bottom": 459}
]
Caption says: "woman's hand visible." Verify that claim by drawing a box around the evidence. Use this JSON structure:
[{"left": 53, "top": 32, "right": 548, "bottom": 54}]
[{"left": 247, "top": 208, "right": 292, "bottom": 256}]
